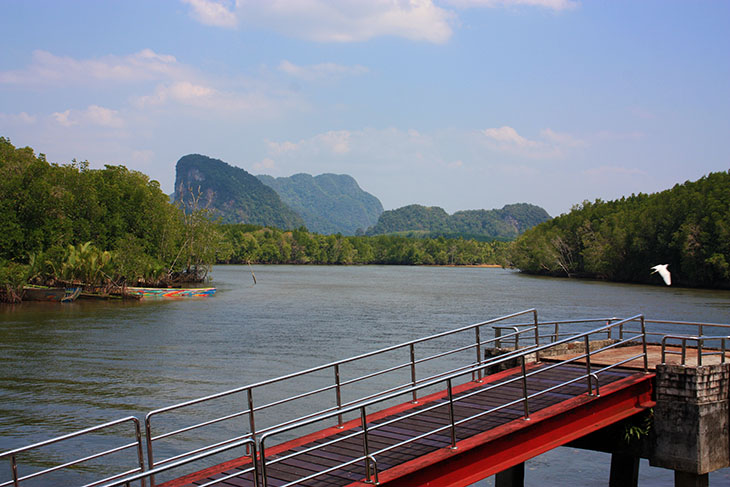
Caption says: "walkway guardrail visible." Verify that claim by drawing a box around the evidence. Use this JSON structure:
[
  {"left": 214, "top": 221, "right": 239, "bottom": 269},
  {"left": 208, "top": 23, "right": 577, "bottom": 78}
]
[
  {"left": 258, "top": 315, "right": 648, "bottom": 487},
  {"left": 143, "top": 309, "right": 540, "bottom": 481},
  {"left": 0, "top": 417, "right": 144, "bottom": 487},
  {"left": 97, "top": 437, "right": 257, "bottom": 487},
  {"left": 661, "top": 335, "right": 730, "bottom": 366},
  {"left": 7, "top": 309, "right": 730, "bottom": 487},
  {"left": 493, "top": 317, "right": 620, "bottom": 349}
]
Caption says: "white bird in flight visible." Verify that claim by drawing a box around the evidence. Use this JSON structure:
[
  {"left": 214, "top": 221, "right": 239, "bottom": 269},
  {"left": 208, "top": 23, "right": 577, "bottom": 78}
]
[{"left": 651, "top": 264, "right": 671, "bottom": 286}]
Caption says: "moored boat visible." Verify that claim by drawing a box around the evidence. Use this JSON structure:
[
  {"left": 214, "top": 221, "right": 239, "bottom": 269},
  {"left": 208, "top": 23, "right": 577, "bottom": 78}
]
[
  {"left": 125, "top": 287, "right": 216, "bottom": 299},
  {"left": 23, "top": 286, "right": 82, "bottom": 303}
]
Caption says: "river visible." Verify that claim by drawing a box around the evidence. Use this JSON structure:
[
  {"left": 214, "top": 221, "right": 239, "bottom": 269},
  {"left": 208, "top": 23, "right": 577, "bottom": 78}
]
[{"left": 2, "top": 265, "right": 730, "bottom": 485}]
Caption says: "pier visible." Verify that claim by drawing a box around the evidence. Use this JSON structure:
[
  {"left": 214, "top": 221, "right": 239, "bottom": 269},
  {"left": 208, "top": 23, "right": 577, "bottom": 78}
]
[{"left": 2, "top": 309, "right": 730, "bottom": 486}]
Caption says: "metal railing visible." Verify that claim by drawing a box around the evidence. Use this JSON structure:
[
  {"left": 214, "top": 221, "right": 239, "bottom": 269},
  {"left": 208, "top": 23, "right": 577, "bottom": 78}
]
[
  {"left": 97, "top": 437, "right": 257, "bottom": 487},
  {"left": 493, "top": 317, "right": 621, "bottom": 349},
  {"left": 257, "top": 315, "right": 648, "bottom": 487},
  {"left": 0, "top": 417, "right": 144, "bottom": 487},
  {"left": 661, "top": 335, "right": 730, "bottom": 366},
  {"left": 143, "top": 309, "right": 541, "bottom": 481},
  {"left": 15, "top": 310, "right": 730, "bottom": 486}
]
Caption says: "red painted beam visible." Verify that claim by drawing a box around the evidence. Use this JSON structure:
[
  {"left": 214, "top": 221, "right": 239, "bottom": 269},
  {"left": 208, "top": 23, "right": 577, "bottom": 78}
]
[
  {"left": 161, "top": 365, "right": 531, "bottom": 487},
  {"left": 346, "top": 373, "right": 655, "bottom": 487}
]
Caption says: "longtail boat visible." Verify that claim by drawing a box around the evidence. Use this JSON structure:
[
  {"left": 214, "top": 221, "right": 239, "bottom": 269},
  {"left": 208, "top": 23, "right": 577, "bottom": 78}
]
[
  {"left": 125, "top": 287, "right": 216, "bottom": 299},
  {"left": 22, "top": 286, "right": 82, "bottom": 303}
]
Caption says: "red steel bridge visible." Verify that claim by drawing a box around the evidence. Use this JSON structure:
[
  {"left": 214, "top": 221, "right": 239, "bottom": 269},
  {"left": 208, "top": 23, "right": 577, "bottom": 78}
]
[{"left": 3, "top": 309, "right": 729, "bottom": 487}]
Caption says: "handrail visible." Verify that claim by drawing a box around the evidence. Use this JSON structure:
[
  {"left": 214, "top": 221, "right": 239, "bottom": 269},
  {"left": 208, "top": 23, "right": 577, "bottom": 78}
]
[
  {"left": 661, "top": 335, "right": 730, "bottom": 366},
  {"left": 258, "top": 315, "right": 646, "bottom": 487},
  {"left": 144, "top": 309, "right": 540, "bottom": 480},
  {"left": 0, "top": 417, "right": 145, "bottom": 487},
  {"left": 13, "top": 310, "right": 730, "bottom": 487},
  {"left": 97, "top": 437, "right": 257, "bottom": 487}
]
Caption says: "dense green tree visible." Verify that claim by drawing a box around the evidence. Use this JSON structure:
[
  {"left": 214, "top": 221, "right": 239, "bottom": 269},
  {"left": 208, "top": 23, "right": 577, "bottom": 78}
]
[
  {"left": 0, "top": 138, "right": 222, "bottom": 300},
  {"left": 509, "top": 172, "right": 730, "bottom": 288}
]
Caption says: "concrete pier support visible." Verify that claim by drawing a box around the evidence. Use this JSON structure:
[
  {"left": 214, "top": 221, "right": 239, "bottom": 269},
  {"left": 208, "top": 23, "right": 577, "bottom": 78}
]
[
  {"left": 494, "top": 462, "right": 524, "bottom": 487},
  {"left": 650, "top": 363, "right": 730, "bottom": 484},
  {"left": 609, "top": 452, "right": 639, "bottom": 487}
]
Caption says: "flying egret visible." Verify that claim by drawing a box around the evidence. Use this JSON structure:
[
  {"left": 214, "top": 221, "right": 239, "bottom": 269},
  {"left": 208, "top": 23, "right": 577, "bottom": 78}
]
[{"left": 651, "top": 264, "right": 671, "bottom": 286}]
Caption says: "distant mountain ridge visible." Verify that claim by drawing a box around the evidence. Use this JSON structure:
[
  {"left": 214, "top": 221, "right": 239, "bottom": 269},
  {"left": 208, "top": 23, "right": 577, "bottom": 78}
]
[
  {"left": 173, "top": 154, "right": 304, "bottom": 228},
  {"left": 365, "top": 203, "right": 551, "bottom": 241},
  {"left": 256, "top": 173, "right": 383, "bottom": 235}
]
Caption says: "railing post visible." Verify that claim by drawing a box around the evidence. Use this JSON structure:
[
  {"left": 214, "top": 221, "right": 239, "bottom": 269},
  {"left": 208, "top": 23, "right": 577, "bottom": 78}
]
[
  {"left": 133, "top": 419, "right": 146, "bottom": 487},
  {"left": 410, "top": 343, "right": 418, "bottom": 403},
  {"left": 360, "top": 407, "right": 374, "bottom": 483},
  {"left": 584, "top": 335, "right": 593, "bottom": 395},
  {"left": 259, "top": 438, "right": 268, "bottom": 487},
  {"left": 11, "top": 454, "right": 18, "bottom": 487},
  {"left": 723, "top": 339, "right": 727, "bottom": 364},
  {"left": 250, "top": 441, "right": 260, "bottom": 487},
  {"left": 521, "top": 356, "right": 530, "bottom": 420},
  {"left": 447, "top": 378, "right": 457, "bottom": 449},
  {"left": 661, "top": 337, "right": 667, "bottom": 364},
  {"left": 334, "top": 364, "right": 344, "bottom": 428},
  {"left": 495, "top": 327, "right": 502, "bottom": 348},
  {"left": 553, "top": 322, "right": 559, "bottom": 342},
  {"left": 681, "top": 339, "right": 687, "bottom": 365},
  {"left": 145, "top": 417, "right": 156, "bottom": 487},
  {"left": 248, "top": 388, "right": 256, "bottom": 439},
  {"left": 698, "top": 337, "right": 704, "bottom": 366},
  {"left": 641, "top": 316, "right": 648, "bottom": 373},
  {"left": 474, "top": 327, "right": 482, "bottom": 382},
  {"left": 533, "top": 313, "right": 540, "bottom": 362}
]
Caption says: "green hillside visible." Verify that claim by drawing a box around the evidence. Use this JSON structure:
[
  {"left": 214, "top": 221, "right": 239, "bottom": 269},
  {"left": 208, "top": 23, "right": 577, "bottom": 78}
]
[
  {"left": 365, "top": 203, "right": 551, "bottom": 241},
  {"left": 174, "top": 154, "right": 304, "bottom": 229},
  {"left": 257, "top": 173, "right": 383, "bottom": 235},
  {"left": 509, "top": 171, "right": 730, "bottom": 288}
]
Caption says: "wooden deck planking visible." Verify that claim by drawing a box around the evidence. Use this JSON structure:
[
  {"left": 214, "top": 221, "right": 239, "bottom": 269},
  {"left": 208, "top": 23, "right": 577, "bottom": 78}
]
[{"left": 173, "top": 363, "right": 640, "bottom": 487}]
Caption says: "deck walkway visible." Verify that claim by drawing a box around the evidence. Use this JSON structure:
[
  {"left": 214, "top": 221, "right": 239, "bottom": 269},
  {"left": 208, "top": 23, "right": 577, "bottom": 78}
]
[{"left": 163, "top": 362, "right": 654, "bottom": 487}]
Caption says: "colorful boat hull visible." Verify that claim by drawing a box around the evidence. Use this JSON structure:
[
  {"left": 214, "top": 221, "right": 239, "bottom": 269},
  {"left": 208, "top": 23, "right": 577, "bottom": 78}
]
[
  {"left": 126, "top": 287, "right": 216, "bottom": 299},
  {"left": 23, "top": 287, "right": 82, "bottom": 303}
]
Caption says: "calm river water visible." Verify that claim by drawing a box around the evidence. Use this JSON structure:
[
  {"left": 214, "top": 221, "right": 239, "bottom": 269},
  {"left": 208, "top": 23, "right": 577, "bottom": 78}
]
[{"left": 2, "top": 265, "right": 730, "bottom": 485}]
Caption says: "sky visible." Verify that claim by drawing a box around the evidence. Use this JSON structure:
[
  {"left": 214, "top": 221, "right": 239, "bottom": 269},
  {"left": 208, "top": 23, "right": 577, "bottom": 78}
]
[{"left": 1, "top": 1, "right": 728, "bottom": 217}]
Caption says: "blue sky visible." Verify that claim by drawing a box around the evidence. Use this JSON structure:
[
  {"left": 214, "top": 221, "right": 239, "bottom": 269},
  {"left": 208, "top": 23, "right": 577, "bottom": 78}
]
[{"left": 1, "top": 0, "right": 728, "bottom": 217}]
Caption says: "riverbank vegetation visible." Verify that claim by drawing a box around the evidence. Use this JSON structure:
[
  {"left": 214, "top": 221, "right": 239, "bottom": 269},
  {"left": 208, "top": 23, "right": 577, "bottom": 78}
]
[
  {"left": 0, "top": 138, "right": 510, "bottom": 302},
  {"left": 509, "top": 171, "right": 730, "bottom": 288},
  {"left": 0, "top": 137, "right": 226, "bottom": 302},
  {"left": 220, "top": 224, "right": 509, "bottom": 265}
]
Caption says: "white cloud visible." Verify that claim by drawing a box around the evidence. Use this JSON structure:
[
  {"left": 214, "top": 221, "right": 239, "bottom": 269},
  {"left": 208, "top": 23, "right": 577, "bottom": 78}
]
[
  {"left": 182, "top": 0, "right": 238, "bottom": 28},
  {"left": 481, "top": 125, "right": 585, "bottom": 158},
  {"left": 267, "top": 130, "right": 353, "bottom": 155},
  {"left": 252, "top": 157, "right": 277, "bottom": 172},
  {"left": 134, "top": 80, "right": 303, "bottom": 117},
  {"left": 0, "top": 49, "right": 186, "bottom": 86},
  {"left": 278, "top": 60, "right": 369, "bottom": 81},
  {"left": 85, "top": 105, "right": 124, "bottom": 128},
  {"left": 231, "top": 0, "right": 455, "bottom": 43},
  {"left": 483, "top": 126, "right": 538, "bottom": 148},
  {"left": 445, "top": 0, "right": 578, "bottom": 10},
  {"left": 0, "top": 112, "right": 37, "bottom": 125},
  {"left": 50, "top": 105, "right": 124, "bottom": 128},
  {"left": 52, "top": 110, "right": 76, "bottom": 127},
  {"left": 540, "top": 128, "right": 586, "bottom": 148}
]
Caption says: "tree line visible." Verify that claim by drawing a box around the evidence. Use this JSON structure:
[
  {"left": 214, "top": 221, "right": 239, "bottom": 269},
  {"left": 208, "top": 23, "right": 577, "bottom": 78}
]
[
  {"left": 0, "top": 138, "right": 509, "bottom": 302},
  {"left": 0, "top": 137, "right": 224, "bottom": 301},
  {"left": 509, "top": 171, "right": 730, "bottom": 288},
  {"left": 220, "top": 224, "right": 509, "bottom": 266}
]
